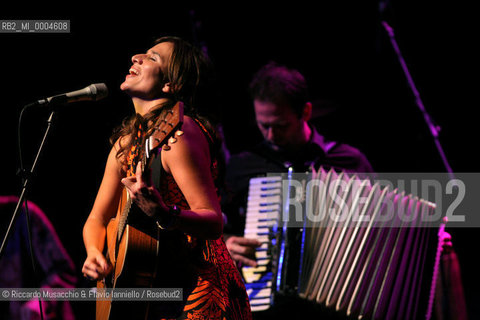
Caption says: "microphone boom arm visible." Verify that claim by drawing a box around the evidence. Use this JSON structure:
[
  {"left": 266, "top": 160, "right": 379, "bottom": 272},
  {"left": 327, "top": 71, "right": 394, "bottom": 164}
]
[{"left": 382, "top": 21, "right": 455, "bottom": 180}]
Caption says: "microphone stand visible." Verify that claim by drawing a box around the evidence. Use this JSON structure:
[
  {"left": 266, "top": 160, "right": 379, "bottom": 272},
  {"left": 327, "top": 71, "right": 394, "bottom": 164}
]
[
  {"left": 381, "top": 21, "right": 459, "bottom": 320},
  {"left": 0, "top": 110, "right": 55, "bottom": 259},
  {"left": 381, "top": 21, "right": 455, "bottom": 181}
]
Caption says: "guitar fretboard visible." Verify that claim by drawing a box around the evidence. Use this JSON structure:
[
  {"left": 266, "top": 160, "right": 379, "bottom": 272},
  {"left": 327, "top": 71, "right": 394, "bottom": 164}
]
[{"left": 117, "top": 190, "right": 132, "bottom": 242}]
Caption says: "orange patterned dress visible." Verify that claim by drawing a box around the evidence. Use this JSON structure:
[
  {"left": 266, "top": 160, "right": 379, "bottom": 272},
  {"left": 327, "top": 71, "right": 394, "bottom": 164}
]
[{"left": 126, "top": 119, "right": 252, "bottom": 320}]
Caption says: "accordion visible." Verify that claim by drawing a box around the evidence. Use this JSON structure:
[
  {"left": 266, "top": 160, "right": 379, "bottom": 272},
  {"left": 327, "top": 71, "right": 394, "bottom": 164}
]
[{"left": 242, "top": 167, "right": 442, "bottom": 320}]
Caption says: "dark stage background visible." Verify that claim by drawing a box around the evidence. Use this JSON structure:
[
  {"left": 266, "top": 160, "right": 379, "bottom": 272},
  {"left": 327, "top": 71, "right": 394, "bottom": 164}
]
[{"left": 1, "top": 1, "right": 478, "bottom": 319}]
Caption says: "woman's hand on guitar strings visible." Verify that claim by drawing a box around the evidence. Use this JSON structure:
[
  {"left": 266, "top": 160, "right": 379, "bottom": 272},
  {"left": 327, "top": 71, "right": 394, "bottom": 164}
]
[
  {"left": 121, "top": 161, "right": 169, "bottom": 221},
  {"left": 82, "top": 248, "right": 112, "bottom": 281}
]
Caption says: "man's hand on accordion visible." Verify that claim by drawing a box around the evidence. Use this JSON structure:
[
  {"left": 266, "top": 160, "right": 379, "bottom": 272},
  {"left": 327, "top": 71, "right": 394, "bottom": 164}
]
[{"left": 226, "top": 236, "right": 262, "bottom": 267}]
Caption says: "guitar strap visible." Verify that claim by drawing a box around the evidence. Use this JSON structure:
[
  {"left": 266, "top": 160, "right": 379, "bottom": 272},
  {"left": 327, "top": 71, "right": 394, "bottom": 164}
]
[{"left": 150, "top": 150, "right": 163, "bottom": 191}]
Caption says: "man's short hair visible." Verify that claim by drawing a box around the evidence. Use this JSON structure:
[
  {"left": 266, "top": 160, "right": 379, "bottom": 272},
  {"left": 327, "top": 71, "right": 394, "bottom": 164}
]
[{"left": 249, "top": 62, "right": 309, "bottom": 117}]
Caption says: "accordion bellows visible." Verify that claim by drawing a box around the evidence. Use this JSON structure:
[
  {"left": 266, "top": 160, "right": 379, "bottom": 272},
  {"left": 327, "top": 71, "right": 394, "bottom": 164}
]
[{"left": 243, "top": 167, "right": 441, "bottom": 320}]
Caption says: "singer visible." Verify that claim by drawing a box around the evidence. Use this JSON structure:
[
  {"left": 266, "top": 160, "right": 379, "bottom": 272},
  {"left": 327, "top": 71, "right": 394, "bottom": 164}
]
[{"left": 81, "top": 36, "right": 252, "bottom": 319}]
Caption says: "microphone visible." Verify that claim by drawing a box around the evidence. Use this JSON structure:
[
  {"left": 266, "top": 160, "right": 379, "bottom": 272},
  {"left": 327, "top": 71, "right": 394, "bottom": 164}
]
[{"left": 31, "top": 83, "right": 108, "bottom": 108}]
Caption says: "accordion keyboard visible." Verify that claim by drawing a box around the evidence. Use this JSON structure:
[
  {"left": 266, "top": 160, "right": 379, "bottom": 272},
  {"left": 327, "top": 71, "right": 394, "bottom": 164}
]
[{"left": 242, "top": 176, "right": 282, "bottom": 312}]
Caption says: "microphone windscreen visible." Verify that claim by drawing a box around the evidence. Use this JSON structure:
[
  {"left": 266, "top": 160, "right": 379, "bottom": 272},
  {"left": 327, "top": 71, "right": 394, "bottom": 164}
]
[{"left": 90, "top": 83, "right": 108, "bottom": 101}]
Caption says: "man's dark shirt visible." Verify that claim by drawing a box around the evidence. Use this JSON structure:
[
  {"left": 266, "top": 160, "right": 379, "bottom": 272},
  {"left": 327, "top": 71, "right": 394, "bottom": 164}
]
[{"left": 222, "top": 127, "right": 374, "bottom": 235}]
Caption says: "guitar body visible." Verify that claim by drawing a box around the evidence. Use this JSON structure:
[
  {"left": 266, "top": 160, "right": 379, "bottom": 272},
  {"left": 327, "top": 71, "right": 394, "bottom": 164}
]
[{"left": 96, "top": 189, "right": 160, "bottom": 320}]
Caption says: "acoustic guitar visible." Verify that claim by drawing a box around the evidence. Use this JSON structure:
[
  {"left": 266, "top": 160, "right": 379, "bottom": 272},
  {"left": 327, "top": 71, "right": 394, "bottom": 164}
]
[{"left": 96, "top": 101, "right": 184, "bottom": 320}]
